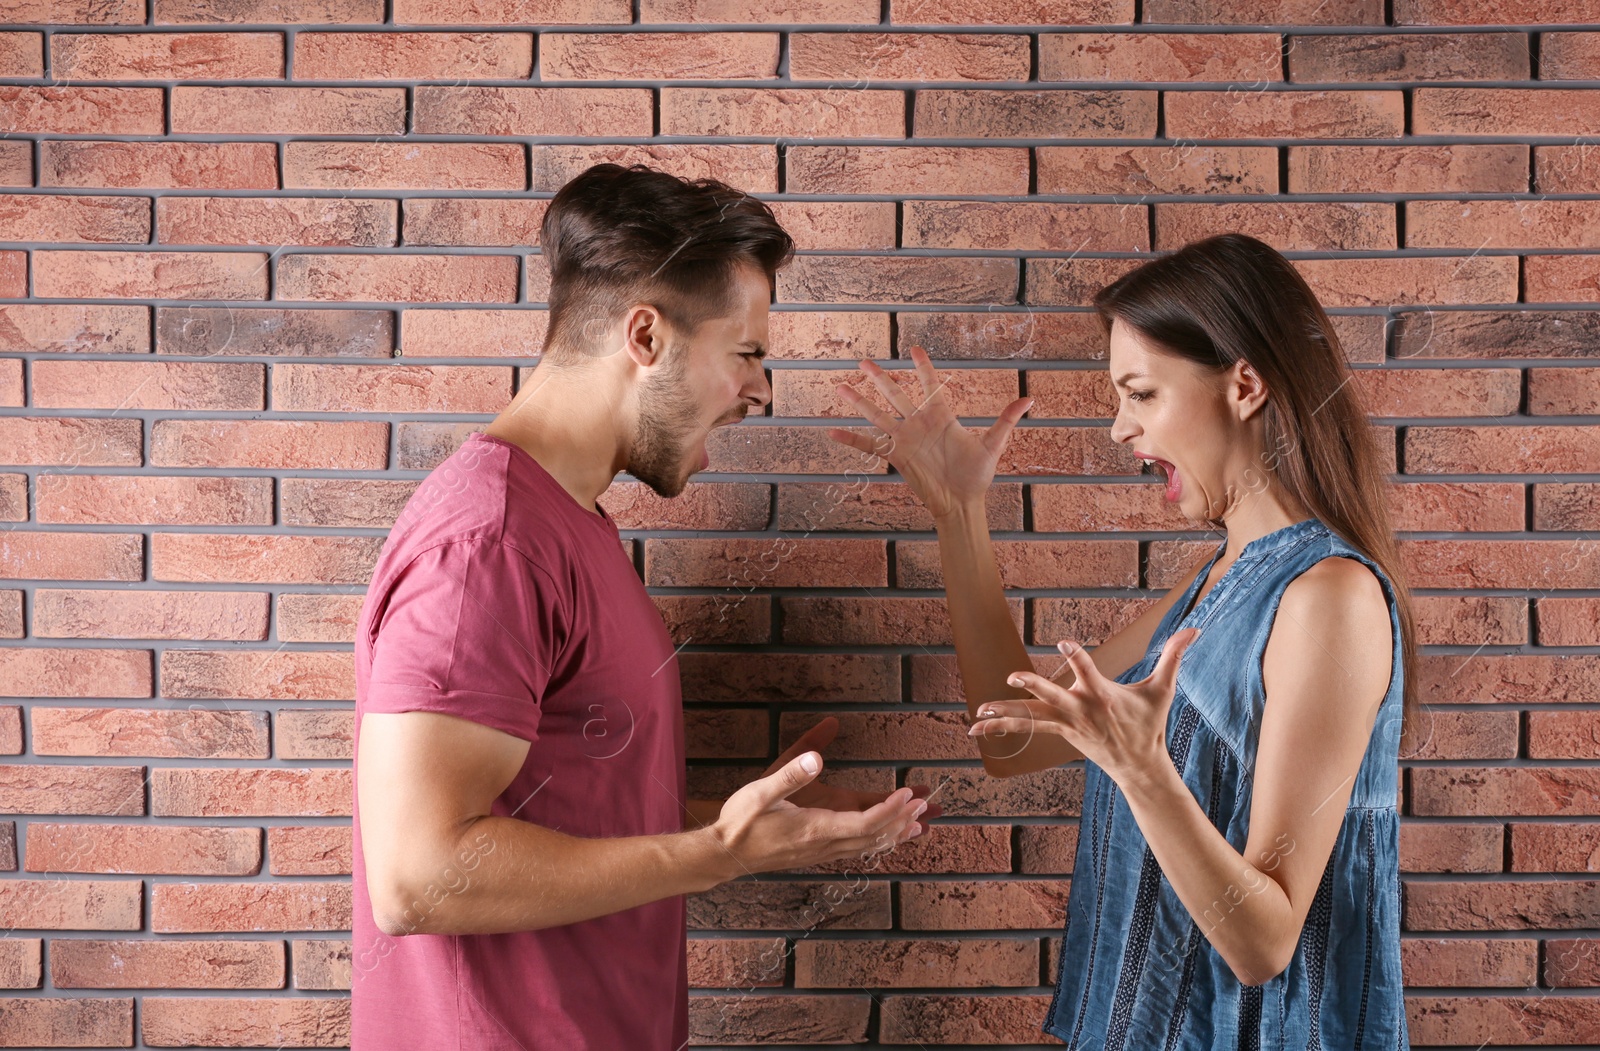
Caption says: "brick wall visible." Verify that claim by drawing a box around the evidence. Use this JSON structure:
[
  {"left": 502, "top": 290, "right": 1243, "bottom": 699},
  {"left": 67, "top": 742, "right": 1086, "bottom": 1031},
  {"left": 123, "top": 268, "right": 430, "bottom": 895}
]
[{"left": 2, "top": 0, "right": 1599, "bottom": 1047}]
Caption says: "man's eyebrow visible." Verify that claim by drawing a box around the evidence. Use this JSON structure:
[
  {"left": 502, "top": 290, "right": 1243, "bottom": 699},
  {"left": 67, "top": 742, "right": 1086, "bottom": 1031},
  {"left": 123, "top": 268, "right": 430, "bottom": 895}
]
[{"left": 739, "top": 340, "right": 767, "bottom": 357}]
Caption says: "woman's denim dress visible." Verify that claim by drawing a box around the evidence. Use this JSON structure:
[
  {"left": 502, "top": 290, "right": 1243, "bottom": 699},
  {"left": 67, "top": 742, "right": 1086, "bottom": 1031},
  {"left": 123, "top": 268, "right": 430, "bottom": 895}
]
[{"left": 1043, "top": 516, "right": 1409, "bottom": 1050}]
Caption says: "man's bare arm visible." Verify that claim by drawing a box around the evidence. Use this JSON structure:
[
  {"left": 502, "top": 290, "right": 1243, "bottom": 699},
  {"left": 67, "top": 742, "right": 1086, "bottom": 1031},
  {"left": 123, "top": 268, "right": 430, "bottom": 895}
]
[{"left": 358, "top": 710, "right": 926, "bottom": 937}]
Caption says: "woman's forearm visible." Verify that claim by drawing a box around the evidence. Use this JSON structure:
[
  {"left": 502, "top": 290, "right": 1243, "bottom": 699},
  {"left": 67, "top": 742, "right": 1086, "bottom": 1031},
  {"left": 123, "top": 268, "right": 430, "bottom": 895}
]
[
  {"left": 1119, "top": 758, "right": 1296, "bottom": 985},
  {"left": 934, "top": 499, "right": 1080, "bottom": 776}
]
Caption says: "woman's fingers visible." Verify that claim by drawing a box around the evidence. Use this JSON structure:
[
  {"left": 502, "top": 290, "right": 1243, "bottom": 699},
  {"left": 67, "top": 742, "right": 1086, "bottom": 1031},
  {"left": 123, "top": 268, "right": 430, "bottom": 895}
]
[
  {"left": 983, "top": 395, "right": 1034, "bottom": 457},
  {"left": 906, "top": 345, "right": 943, "bottom": 406},
  {"left": 967, "top": 715, "right": 1044, "bottom": 739},
  {"left": 858, "top": 359, "right": 920, "bottom": 419},
  {"left": 834, "top": 382, "right": 901, "bottom": 434}
]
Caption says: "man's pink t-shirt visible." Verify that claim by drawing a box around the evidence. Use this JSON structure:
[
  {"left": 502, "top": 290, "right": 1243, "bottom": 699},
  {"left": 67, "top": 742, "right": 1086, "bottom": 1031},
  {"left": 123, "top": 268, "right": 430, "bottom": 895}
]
[{"left": 351, "top": 431, "right": 689, "bottom": 1050}]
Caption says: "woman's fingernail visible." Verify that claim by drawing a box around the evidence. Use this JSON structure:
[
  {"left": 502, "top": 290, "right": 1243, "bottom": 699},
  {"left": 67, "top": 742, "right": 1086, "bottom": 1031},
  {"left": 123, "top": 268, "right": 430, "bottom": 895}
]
[
  {"left": 1006, "top": 676, "right": 1022, "bottom": 687},
  {"left": 967, "top": 724, "right": 981, "bottom": 736}
]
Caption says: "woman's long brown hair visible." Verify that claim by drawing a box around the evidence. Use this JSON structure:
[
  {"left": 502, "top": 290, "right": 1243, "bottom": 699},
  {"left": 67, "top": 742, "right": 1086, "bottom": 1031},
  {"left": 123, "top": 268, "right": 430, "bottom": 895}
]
[{"left": 1092, "top": 232, "right": 1422, "bottom": 755}]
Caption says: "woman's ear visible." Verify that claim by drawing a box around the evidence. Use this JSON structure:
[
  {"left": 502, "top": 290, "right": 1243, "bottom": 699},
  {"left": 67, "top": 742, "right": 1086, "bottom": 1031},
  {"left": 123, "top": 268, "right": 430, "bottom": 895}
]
[{"left": 1229, "top": 359, "right": 1270, "bottom": 422}]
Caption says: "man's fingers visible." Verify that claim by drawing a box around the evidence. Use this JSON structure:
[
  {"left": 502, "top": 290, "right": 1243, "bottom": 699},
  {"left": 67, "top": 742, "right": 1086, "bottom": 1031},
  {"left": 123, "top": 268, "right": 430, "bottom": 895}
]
[
  {"left": 827, "top": 427, "right": 877, "bottom": 454},
  {"left": 858, "top": 359, "right": 920, "bottom": 419},
  {"left": 776, "top": 717, "right": 839, "bottom": 765},
  {"left": 751, "top": 750, "right": 824, "bottom": 808},
  {"left": 835, "top": 381, "right": 900, "bottom": 433}
]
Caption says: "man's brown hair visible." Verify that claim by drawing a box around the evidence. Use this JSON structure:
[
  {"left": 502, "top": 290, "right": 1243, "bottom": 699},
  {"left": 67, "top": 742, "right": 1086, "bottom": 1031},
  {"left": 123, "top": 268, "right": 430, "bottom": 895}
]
[{"left": 539, "top": 163, "right": 795, "bottom": 361}]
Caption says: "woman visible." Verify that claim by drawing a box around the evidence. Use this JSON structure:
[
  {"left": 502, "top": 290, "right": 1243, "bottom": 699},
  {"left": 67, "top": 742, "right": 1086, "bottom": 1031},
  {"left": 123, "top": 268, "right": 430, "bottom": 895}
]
[{"left": 831, "top": 233, "right": 1416, "bottom": 1049}]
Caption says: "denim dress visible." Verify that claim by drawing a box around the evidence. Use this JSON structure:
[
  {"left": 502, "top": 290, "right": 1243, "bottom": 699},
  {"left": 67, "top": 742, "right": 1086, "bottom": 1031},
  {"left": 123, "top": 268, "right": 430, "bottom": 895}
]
[{"left": 1043, "top": 516, "right": 1409, "bottom": 1050}]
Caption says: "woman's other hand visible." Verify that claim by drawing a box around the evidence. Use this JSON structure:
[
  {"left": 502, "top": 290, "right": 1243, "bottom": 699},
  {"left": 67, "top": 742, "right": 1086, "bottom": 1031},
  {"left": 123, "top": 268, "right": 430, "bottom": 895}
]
[{"left": 827, "top": 345, "right": 1032, "bottom": 520}]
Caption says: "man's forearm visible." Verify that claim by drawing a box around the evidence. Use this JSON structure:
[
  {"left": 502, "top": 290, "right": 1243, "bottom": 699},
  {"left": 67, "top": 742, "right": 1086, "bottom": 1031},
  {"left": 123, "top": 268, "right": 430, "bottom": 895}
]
[
  {"left": 935, "top": 499, "right": 1080, "bottom": 775},
  {"left": 376, "top": 815, "right": 733, "bottom": 938}
]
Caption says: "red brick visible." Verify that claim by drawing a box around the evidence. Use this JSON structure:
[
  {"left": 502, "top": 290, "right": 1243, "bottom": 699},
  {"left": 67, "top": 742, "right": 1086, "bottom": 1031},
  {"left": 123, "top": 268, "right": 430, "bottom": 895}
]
[
  {"left": 1407, "top": 994, "right": 1600, "bottom": 1044},
  {"left": 767, "top": 201, "right": 896, "bottom": 251},
  {"left": 155, "top": 305, "right": 393, "bottom": 357},
  {"left": 0, "top": 140, "right": 29, "bottom": 186},
  {"left": 37, "top": 475, "right": 272, "bottom": 528},
  {"left": 1355, "top": 366, "right": 1520, "bottom": 417},
  {"left": 1, "top": 645, "right": 151, "bottom": 697},
  {"left": 33, "top": 249, "right": 268, "bottom": 300},
  {"left": 787, "top": 145, "right": 1029, "bottom": 195},
  {"left": 26, "top": 823, "right": 260, "bottom": 875},
  {"left": 686, "top": 709, "right": 768, "bottom": 759},
  {"left": 1533, "top": 478, "right": 1597, "bottom": 528},
  {"left": 662, "top": 85, "right": 902, "bottom": 138},
  {"left": 795, "top": 937, "right": 1037, "bottom": 988},
  {"left": 1033, "top": 596, "right": 1163, "bottom": 648},
  {"left": 32, "top": 359, "right": 264, "bottom": 412},
  {"left": 1393, "top": 0, "right": 1582, "bottom": 23},
  {"left": 1156, "top": 201, "right": 1395, "bottom": 251},
  {"left": 688, "top": 993, "right": 869, "bottom": 1045},
  {"left": 0, "top": 303, "right": 148, "bottom": 354},
  {"left": 1416, "top": 653, "right": 1600, "bottom": 706},
  {"left": 52, "top": 31, "right": 282, "bottom": 79},
  {"left": 881, "top": 993, "right": 1053, "bottom": 1044},
  {"left": 775, "top": 364, "right": 1019, "bottom": 418},
  {"left": 1019, "top": 825, "right": 1079, "bottom": 874},
  {"left": 1535, "top": 144, "right": 1600, "bottom": 194},
  {"left": 645, "top": 537, "right": 886, "bottom": 588},
  {"left": 51, "top": 938, "right": 282, "bottom": 989},
  {"left": 1536, "top": 597, "right": 1600, "bottom": 646},
  {"left": 0, "top": 998, "right": 131, "bottom": 1045},
  {"left": 160, "top": 649, "right": 352, "bottom": 701},
  {"left": 1025, "top": 256, "right": 1142, "bottom": 306},
  {"left": 897, "top": 539, "right": 1137, "bottom": 589},
  {"left": 897, "top": 310, "right": 1106, "bottom": 362},
  {"left": 294, "top": 31, "right": 531, "bottom": 80},
  {"left": 905, "top": 200, "right": 1148, "bottom": 252},
  {"left": 1413, "top": 768, "right": 1600, "bottom": 817},
  {"left": 415, "top": 85, "right": 649, "bottom": 136},
  {"left": 272, "top": 363, "right": 508, "bottom": 413},
  {"left": 1545, "top": 937, "right": 1600, "bottom": 986},
  {"left": 901, "top": 879, "right": 1069, "bottom": 929},
  {"left": 530, "top": 142, "right": 777, "bottom": 193},
  {"left": 151, "top": 533, "right": 381, "bottom": 585},
  {"left": 1529, "top": 367, "right": 1600, "bottom": 415},
  {"left": 0, "top": 764, "right": 145, "bottom": 815},
  {"left": 274, "top": 710, "right": 353, "bottom": 762},
  {"left": 688, "top": 879, "right": 890, "bottom": 930},
  {"left": 1401, "top": 825, "right": 1497, "bottom": 870},
  {"left": 152, "top": 768, "right": 350, "bottom": 817},
  {"left": 1389, "top": 482, "right": 1524, "bottom": 533},
  {"left": 679, "top": 652, "right": 899, "bottom": 703},
  {"left": 400, "top": 306, "right": 543, "bottom": 354},
  {"left": 777, "top": 481, "right": 1022, "bottom": 532},
  {"left": 894, "top": 0, "right": 1134, "bottom": 24},
  {"left": 653, "top": 594, "right": 770, "bottom": 646},
  {"left": 792, "top": 31, "right": 1025, "bottom": 80},
  {"left": 705, "top": 424, "right": 889, "bottom": 474},
  {"left": 393, "top": 0, "right": 625, "bottom": 21},
  {"left": 0, "top": 85, "right": 162, "bottom": 134},
  {"left": 1402, "top": 938, "right": 1537, "bottom": 986},
  {"left": 1289, "top": 32, "right": 1529, "bottom": 81},
  {"left": 31, "top": 707, "right": 269, "bottom": 759},
  {"left": 1526, "top": 254, "right": 1600, "bottom": 303},
  {"left": 764, "top": 311, "right": 888, "bottom": 362},
  {"left": 1044, "top": 32, "right": 1279, "bottom": 82},
  {"left": 0, "top": 193, "right": 147, "bottom": 243},
  {"left": 782, "top": 596, "right": 1020, "bottom": 647},
  {"left": 399, "top": 200, "right": 545, "bottom": 249},
  {"left": 917, "top": 88, "right": 1155, "bottom": 138},
  {"left": 1404, "top": 879, "right": 1600, "bottom": 931},
  {"left": 162, "top": 0, "right": 383, "bottom": 21},
  {"left": 0, "top": 937, "right": 41, "bottom": 988},
  {"left": 283, "top": 142, "right": 524, "bottom": 193},
  {"left": 277, "top": 253, "right": 517, "bottom": 304},
  {"left": 1409, "top": 200, "right": 1600, "bottom": 250},
  {"left": 172, "top": 85, "right": 403, "bottom": 134},
  {"left": 0, "top": 32, "right": 43, "bottom": 77},
  {"left": 1292, "top": 256, "right": 1518, "bottom": 307},
  {"left": 1527, "top": 712, "right": 1600, "bottom": 760},
  {"left": 1510, "top": 822, "right": 1600, "bottom": 873},
  {"left": 783, "top": 255, "right": 1018, "bottom": 306},
  {"left": 1407, "top": 428, "right": 1600, "bottom": 475},
  {"left": 1039, "top": 143, "right": 1277, "bottom": 195},
  {"left": 277, "top": 593, "right": 364, "bottom": 644},
  {"left": 0, "top": 878, "right": 141, "bottom": 929},
  {"left": 1146, "top": 0, "right": 1378, "bottom": 21},
  {"left": 141, "top": 996, "right": 349, "bottom": 1046},
  {"left": 158, "top": 195, "right": 397, "bottom": 247},
  {"left": 687, "top": 937, "right": 785, "bottom": 988},
  {"left": 292, "top": 940, "right": 351, "bottom": 991},
  {"left": 41, "top": 140, "right": 279, "bottom": 190},
  {"left": 1412, "top": 594, "right": 1526, "bottom": 647},
  {"left": 150, "top": 420, "right": 388, "bottom": 470},
  {"left": 1288, "top": 144, "right": 1528, "bottom": 194},
  {"left": 1416, "top": 88, "right": 1600, "bottom": 135},
  {"left": 1165, "top": 89, "right": 1402, "bottom": 138},
  {"left": 268, "top": 824, "right": 352, "bottom": 876},
  {"left": 1402, "top": 710, "right": 1519, "bottom": 761},
  {"left": 544, "top": 31, "right": 775, "bottom": 79}
]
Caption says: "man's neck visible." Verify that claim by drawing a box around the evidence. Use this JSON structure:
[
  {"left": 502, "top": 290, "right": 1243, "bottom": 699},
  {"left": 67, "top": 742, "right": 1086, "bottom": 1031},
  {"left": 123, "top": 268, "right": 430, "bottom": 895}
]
[{"left": 482, "top": 369, "right": 628, "bottom": 515}]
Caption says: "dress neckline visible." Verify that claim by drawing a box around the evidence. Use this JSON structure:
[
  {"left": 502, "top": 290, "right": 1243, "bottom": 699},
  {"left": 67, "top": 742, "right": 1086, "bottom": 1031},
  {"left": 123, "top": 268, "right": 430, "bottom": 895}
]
[{"left": 1173, "top": 516, "right": 1326, "bottom": 625}]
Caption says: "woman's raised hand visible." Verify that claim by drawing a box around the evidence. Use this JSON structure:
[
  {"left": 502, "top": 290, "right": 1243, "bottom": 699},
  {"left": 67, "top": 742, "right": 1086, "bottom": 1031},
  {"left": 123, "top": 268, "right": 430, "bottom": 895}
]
[{"left": 827, "top": 345, "right": 1033, "bottom": 520}]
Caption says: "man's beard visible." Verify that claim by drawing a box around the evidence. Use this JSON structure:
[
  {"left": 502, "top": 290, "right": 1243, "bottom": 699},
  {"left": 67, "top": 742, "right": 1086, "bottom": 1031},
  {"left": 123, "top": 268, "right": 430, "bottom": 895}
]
[{"left": 629, "top": 344, "right": 705, "bottom": 498}]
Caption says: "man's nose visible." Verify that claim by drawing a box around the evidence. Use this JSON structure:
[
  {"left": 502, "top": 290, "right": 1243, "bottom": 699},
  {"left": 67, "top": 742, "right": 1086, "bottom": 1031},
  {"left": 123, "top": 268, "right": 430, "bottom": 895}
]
[{"left": 746, "top": 367, "right": 772, "bottom": 409}]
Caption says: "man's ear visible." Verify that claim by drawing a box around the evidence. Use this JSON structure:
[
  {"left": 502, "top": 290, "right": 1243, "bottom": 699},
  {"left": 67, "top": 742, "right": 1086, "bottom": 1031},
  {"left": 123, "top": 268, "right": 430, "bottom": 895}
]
[
  {"left": 1231, "top": 359, "right": 1270, "bottom": 422},
  {"left": 621, "top": 303, "right": 667, "bottom": 368}
]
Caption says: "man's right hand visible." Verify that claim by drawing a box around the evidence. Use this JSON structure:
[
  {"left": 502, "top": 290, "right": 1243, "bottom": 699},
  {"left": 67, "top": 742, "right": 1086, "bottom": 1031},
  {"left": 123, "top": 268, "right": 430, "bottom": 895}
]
[{"left": 704, "top": 750, "right": 927, "bottom": 878}]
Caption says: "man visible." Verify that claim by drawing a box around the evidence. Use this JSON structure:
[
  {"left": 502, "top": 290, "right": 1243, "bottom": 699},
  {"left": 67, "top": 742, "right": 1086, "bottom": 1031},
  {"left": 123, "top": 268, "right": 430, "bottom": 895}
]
[{"left": 352, "top": 163, "right": 936, "bottom": 1050}]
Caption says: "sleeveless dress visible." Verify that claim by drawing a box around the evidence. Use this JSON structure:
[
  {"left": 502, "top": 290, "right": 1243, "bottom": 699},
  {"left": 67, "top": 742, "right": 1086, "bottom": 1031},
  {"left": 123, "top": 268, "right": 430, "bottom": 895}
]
[{"left": 1042, "top": 515, "right": 1410, "bottom": 1051}]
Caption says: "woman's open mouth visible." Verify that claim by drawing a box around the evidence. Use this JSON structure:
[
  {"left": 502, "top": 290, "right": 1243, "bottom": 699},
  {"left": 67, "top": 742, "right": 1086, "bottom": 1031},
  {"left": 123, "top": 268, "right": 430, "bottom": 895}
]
[{"left": 1137, "top": 453, "right": 1182, "bottom": 502}]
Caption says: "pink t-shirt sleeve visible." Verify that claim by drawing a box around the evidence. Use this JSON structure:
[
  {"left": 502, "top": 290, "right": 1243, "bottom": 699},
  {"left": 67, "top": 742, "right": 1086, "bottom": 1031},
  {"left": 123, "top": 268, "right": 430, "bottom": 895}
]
[{"left": 363, "top": 537, "right": 564, "bottom": 743}]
